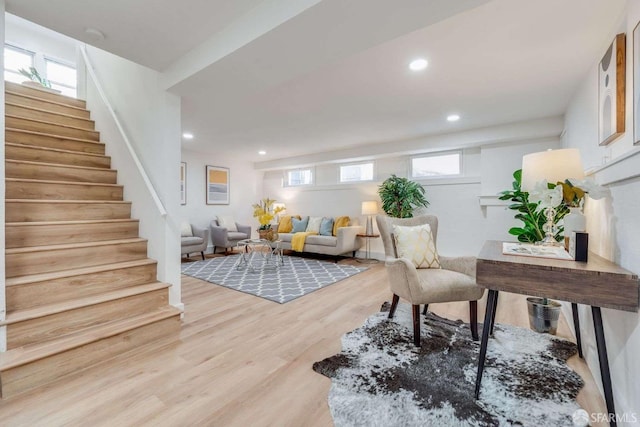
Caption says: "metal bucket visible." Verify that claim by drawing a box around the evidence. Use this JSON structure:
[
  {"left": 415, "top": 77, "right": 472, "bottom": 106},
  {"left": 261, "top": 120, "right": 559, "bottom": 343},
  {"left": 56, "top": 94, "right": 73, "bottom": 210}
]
[{"left": 527, "top": 297, "right": 561, "bottom": 335}]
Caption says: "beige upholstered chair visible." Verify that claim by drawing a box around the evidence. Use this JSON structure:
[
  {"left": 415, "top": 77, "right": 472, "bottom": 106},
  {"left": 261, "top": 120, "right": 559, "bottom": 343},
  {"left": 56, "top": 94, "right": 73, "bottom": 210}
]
[{"left": 376, "top": 215, "right": 485, "bottom": 346}]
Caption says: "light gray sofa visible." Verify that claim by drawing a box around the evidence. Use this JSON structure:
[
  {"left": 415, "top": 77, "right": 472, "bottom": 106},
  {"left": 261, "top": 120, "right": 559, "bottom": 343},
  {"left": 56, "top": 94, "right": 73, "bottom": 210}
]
[
  {"left": 181, "top": 225, "right": 209, "bottom": 260},
  {"left": 276, "top": 225, "right": 363, "bottom": 257},
  {"left": 210, "top": 219, "right": 251, "bottom": 254}
]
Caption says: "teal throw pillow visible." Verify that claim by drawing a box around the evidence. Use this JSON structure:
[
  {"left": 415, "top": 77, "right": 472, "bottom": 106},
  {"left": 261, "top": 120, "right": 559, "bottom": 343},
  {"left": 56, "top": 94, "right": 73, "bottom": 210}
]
[
  {"left": 291, "top": 216, "right": 310, "bottom": 233},
  {"left": 319, "top": 217, "right": 334, "bottom": 236}
]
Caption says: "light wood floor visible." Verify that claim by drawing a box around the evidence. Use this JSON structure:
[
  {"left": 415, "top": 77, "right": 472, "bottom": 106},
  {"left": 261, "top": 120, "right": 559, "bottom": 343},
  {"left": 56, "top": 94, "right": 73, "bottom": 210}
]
[{"left": 0, "top": 257, "right": 607, "bottom": 426}]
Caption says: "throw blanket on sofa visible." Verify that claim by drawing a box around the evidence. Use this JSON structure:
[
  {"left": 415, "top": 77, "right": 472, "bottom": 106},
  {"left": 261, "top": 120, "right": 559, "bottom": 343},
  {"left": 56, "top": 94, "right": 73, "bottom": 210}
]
[{"left": 291, "top": 232, "right": 318, "bottom": 252}]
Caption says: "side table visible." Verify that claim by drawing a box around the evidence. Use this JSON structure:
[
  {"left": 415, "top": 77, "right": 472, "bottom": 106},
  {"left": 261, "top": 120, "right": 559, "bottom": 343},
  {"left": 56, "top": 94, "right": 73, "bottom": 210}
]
[{"left": 356, "top": 233, "right": 380, "bottom": 264}]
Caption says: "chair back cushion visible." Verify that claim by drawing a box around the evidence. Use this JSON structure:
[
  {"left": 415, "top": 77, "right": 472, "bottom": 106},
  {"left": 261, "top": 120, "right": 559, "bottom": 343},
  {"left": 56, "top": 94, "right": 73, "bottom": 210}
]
[
  {"left": 217, "top": 215, "right": 238, "bottom": 231},
  {"left": 392, "top": 223, "right": 441, "bottom": 269},
  {"left": 376, "top": 215, "right": 439, "bottom": 258},
  {"left": 180, "top": 222, "right": 193, "bottom": 237}
]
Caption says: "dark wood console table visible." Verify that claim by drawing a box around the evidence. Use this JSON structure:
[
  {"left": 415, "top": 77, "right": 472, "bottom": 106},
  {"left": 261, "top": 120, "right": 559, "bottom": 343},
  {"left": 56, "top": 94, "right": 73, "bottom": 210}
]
[{"left": 474, "top": 240, "right": 639, "bottom": 427}]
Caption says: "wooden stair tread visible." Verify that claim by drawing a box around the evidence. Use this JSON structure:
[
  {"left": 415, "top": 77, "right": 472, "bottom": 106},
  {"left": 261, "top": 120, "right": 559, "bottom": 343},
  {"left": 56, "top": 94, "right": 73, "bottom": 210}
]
[
  {"left": 5, "top": 219, "right": 138, "bottom": 227},
  {"left": 5, "top": 90, "right": 89, "bottom": 114},
  {"left": 5, "top": 237, "right": 147, "bottom": 255},
  {"left": 5, "top": 177, "right": 122, "bottom": 188},
  {"left": 6, "top": 102, "right": 94, "bottom": 124},
  {"left": 4, "top": 82, "right": 86, "bottom": 107},
  {"left": 6, "top": 199, "right": 129, "bottom": 204},
  {"left": 5, "top": 114, "right": 99, "bottom": 134},
  {"left": 5, "top": 128, "right": 104, "bottom": 147},
  {"left": 5, "top": 142, "right": 108, "bottom": 158},
  {"left": 0, "top": 306, "right": 181, "bottom": 371},
  {"left": 3, "top": 282, "right": 170, "bottom": 325},
  {"left": 5, "top": 258, "right": 157, "bottom": 287},
  {"left": 5, "top": 159, "right": 115, "bottom": 173}
]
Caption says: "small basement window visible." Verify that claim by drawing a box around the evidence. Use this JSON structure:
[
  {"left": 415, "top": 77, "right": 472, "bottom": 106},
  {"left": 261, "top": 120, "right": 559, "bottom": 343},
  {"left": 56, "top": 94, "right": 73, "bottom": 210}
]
[
  {"left": 4, "top": 44, "right": 35, "bottom": 84},
  {"left": 339, "top": 162, "right": 374, "bottom": 183},
  {"left": 411, "top": 152, "right": 462, "bottom": 178},
  {"left": 285, "top": 168, "right": 313, "bottom": 187}
]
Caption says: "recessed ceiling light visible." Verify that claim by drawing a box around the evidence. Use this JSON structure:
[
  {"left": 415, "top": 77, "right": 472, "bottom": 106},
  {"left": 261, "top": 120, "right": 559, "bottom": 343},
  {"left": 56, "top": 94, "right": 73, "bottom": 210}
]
[
  {"left": 409, "top": 58, "right": 428, "bottom": 71},
  {"left": 85, "top": 27, "right": 105, "bottom": 41},
  {"left": 182, "top": 132, "right": 194, "bottom": 139},
  {"left": 447, "top": 114, "right": 460, "bottom": 122},
  {"left": 258, "top": 150, "right": 267, "bottom": 155}
]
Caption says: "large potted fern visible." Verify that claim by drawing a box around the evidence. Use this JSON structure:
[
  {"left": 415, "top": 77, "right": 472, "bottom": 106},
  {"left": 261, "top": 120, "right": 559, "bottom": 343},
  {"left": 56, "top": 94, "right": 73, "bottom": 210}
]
[{"left": 378, "top": 174, "right": 429, "bottom": 218}]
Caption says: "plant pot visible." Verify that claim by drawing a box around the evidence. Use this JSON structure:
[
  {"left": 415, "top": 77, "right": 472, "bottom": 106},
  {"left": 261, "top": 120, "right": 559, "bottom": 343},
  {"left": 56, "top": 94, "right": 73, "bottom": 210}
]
[
  {"left": 258, "top": 228, "right": 277, "bottom": 242},
  {"left": 526, "top": 297, "right": 561, "bottom": 335}
]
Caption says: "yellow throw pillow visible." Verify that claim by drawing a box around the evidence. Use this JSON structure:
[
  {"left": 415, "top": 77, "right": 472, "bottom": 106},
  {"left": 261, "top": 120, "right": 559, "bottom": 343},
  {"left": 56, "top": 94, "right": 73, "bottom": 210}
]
[
  {"left": 392, "top": 223, "right": 441, "bottom": 269},
  {"left": 277, "top": 215, "right": 300, "bottom": 233},
  {"left": 333, "top": 216, "right": 351, "bottom": 236}
]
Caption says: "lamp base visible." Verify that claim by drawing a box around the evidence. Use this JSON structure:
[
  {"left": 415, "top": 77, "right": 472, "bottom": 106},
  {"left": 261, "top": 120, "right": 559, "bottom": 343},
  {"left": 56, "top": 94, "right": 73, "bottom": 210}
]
[{"left": 539, "top": 206, "right": 561, "bottom": 246}]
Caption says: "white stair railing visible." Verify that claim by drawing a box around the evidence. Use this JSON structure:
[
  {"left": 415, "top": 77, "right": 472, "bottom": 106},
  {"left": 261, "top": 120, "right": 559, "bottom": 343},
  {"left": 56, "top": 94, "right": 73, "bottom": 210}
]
[{"left": 79, "top": 45, "right": 167, "bottom": 217}]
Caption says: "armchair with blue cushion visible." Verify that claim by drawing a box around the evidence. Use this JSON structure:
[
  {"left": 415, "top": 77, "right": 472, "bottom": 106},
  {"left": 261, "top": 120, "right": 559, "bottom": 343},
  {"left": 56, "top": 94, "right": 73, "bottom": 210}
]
[{"left": 210, "top": 217, "right": 251, "bottom": 254}]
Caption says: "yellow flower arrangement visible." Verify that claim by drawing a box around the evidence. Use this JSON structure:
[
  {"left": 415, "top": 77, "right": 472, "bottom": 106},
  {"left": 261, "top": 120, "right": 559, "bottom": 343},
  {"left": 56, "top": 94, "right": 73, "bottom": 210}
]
[{"left": 252, "top": 198, "right": 285, "bottom": 230}]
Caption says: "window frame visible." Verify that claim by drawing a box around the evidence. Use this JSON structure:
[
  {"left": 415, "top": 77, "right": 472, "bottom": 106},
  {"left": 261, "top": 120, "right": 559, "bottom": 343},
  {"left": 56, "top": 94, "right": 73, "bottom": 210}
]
[
  {"left": 338, "top": 161, "right": 375, "bottom": 184},
  {"left": 284, "top": 167, "right": 314, "bottom": 187},
  {"left": 4, "top": 43, "right": 35, "bottom": 84},
  {"left": 410, "top": 150, "right": 463, "bottom": 179},
  {"left": 44, "top": 56, "right": 77, "bottom": 97}
]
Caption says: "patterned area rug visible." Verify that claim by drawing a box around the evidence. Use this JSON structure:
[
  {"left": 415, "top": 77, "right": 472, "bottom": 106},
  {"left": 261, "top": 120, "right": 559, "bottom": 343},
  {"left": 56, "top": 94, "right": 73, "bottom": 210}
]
[
  {"left": 313, "top": 303, "right": 583, "bottom": 427},
  {"left": 181, "top": 254, "right": 367, "bottom": 303}
]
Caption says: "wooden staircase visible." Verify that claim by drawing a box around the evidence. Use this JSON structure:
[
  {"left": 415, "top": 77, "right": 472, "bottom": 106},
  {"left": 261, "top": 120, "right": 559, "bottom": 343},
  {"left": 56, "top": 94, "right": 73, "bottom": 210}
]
[{"left": 1, "top": 81, "right": 181, "bottom": 398}]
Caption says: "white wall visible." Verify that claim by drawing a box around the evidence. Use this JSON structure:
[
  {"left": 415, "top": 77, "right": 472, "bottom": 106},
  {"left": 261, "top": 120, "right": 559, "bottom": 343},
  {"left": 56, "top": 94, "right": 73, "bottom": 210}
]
[
  {"left": 180, "top": 148, "right": 260, "bottom": 250},
  {"left": 261, "top": 133, "right": 561, "bottom": 259},
  {"left": 83, "top": 46, "right": 183, "bottom": 309},
  {"left": 563, "top": 1, "right": 640, "bottom": 422},
  {"left": 1, "top": 2, "right": 8, "bottom": 352}
]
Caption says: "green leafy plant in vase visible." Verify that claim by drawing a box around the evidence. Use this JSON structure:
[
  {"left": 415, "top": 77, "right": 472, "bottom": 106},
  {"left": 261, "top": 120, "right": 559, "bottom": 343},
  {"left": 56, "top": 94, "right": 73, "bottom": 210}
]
[
  {"left": 19, "top": 67, "right": 52, "bottom": 88},
  {"left": 378, "top": 174, "right": 429, "bottom": 218}
]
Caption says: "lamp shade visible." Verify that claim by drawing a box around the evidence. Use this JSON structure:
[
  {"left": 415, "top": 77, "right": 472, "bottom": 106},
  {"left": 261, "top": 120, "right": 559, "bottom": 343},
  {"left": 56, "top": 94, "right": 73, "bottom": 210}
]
[
  {"left": 521, "top": 148, "right": 584, "bottom": 192},
  {"left": 361, "top": 201, "right": 378, "bottom": 215}
]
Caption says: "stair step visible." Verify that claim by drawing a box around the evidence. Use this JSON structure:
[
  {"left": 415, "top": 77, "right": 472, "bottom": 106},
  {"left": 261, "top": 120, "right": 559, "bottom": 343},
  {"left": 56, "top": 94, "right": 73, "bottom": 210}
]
[
  {"left": 0, "top": 307, "right": 181, "bottom": 398},
  {"left": 6, "top": 259, "right": 158, "bottom": 311},
  {"left": 3, "top": 282, "right": 170, "bottom": 349},
  {"left": 5, "top": 219, "right": 139, "bottom": 248},
  {"left": 6, "top": 115, "right": 99, "bottom": 141},
  {"left": 5, "top": 81, "right": 86, "bottom": 109},
  {"left": 5, "top": 91, "right": 90, "bottom": 119},
  {"left": 6, "top": 103, "right": 95, "bottom": 130},
  {"left": 6, "top": 142, "right": 110, "bottom": 168},
  {"left": 5, "top": 199, "right": 132, "bottom": 222},
  {"left": 5, "top": 159, "right": 117, "bottom": 184},
  {"left": 6, "top": 128, "right": 105, "bottom": 155},
  {"left": 6, "top": 178, "right": 123, "bottom": 201},
  {"left": 5, "top": 238, "right": 148, "bottom": 278}
]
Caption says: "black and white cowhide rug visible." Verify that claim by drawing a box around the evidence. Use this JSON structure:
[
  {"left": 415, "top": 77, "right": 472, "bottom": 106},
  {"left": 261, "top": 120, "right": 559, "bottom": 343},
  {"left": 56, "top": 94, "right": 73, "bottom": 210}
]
[{"left": 313, "top": 302, "right": 583, "bottom": 427}]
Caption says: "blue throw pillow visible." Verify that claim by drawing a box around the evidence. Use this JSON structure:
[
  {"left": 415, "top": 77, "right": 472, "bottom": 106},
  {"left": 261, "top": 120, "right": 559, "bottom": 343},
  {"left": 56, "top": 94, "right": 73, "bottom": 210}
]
[
  {"left": 319, "top": 217, "right": 334, "bottom": 236},
  {"left": 291, "top": 216, "right": 309, "bottom": 233}
]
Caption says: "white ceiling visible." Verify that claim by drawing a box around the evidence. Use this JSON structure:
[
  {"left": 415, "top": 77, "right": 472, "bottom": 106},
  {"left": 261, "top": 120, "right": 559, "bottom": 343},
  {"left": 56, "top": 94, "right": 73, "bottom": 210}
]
[{"left": 6, "top": 0, "right": 627, "bottom": 163}]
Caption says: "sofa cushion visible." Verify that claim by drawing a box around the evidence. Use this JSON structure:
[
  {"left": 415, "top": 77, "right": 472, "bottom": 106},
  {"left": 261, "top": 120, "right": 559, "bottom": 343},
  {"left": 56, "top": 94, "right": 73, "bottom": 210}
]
[
  {"left": 333, "top": 216, "right": 350, "bottom": 236},
  {"left": 392, "top": 223, "right": 441, "bottom": 269},
  {"left": 217, "top": 215, "right": 237, "bottom": 232},
  {"left": 306, "top": 216, "right": 323, "bottom": 233},
  {"left": 278, "top": 233, "right": 293, "bottom": 243},
  {"left": 181, "top": 236, "right": 203, "bottom": 246},
  {"left": 228, "top": 231, "right": 248, "bottom": 240},
  {"left": 278, "top": 215, "right": 294, "bottom": 233},
  {"left": 305, "top": 235, "right": 338, "bottom": 247},
  {"left": 320, "top": 217, "right": 334, "bottom": 236},
  {"left": 180, "top": 222, "right": 193, "bottom": 237},
  {"left": 292, "top": 216, "right": 309, "bottom": 232}
]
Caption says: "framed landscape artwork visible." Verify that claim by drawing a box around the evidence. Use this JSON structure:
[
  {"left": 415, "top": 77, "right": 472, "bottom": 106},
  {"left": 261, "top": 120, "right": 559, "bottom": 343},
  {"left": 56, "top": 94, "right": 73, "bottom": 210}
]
[
  {"left": 634, "top": 23, "right": 640, "bottom": 145},
  {"left": 599, "top": 33, "right": 626, "bottom": 146},
  {"left": 180, "top": 162, "right": 187, "bottom": 205},
  {"left": 206, "top": 165, "right": 230, "bottom": 205}
]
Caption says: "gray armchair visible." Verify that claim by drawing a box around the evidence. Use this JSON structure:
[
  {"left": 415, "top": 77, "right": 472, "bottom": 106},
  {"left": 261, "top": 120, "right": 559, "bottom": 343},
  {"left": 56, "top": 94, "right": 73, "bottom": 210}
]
[
  {"left": 376, "top": 214, "right": 485, "bottom": 347},
  {"left": 210, "top": 219, "right": 251, "bottom": 254},
  {"left": 181, "top": 225, "right": 209, "bottom": 260}
]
